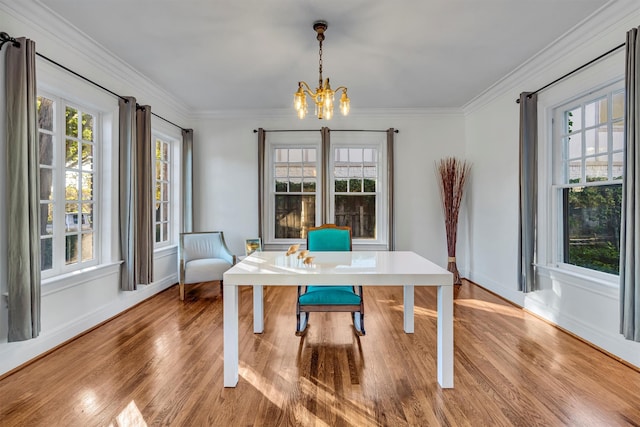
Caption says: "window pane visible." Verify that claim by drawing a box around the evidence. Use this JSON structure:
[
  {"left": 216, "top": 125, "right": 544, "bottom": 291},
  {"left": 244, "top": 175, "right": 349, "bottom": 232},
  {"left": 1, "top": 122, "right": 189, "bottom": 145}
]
[
  {"left": 274, "top": 195, "right": 315, "bottom": 239},
  {"left": 303, "top": 166, "right": 316, "bottom": 177},
  {"left": 349, "top": 178, "right": 362, "bottom": 192},
  {"left": 585, "top": 156, "right": 608, "bottom": 181},
  {"left": 81, "top": 233, "right": 94, "bottom": 261},
  {"left": 65, "top": 203, "right": 79, "bottom": 231},
  {"left": 38, "top": 97, "right": 54, "bottom": 131},
  {"left": 566, "top": 107, "right": 581, "bottom": 132},
  {"left": 39, "top": 134, "right": 54, "bottom": 166},
  {"left": 162, "top": 223, "right": 168, "bottom": 242},
  {"left": 40, "top": 203, "right": 53, "bottom": 236},
  {"left": 289, "top": 179, "right": 302, "bottom": 192},
  {"left": 566, "top": 135, "right": 581, "bottom": 160},
  {"left": 584, "top": 129, "right": 596, "bottom": 156},
  {"left": 303, "top": 180, "right": 316, "bottom": 192},
  {"left": 275, "top": 149, "right": 288, "bottom": 162},
  {"left": 40, "top": 169, "right": 53, "bottom": 200},
  {"left": 275, "top": 180, "right": 287, "bottom": 192},
  {"left": 612, "top": 152, "right": 623, "bottom": 180},
  {"left": 364, "top": 166, "right": 377, "bottom": 178},
  {"left": 82, "top": 203, "right": 93, "bottom": 231},
  {"left": 334, "top": 166, "right": 348, "bottom": 177},
  {"left": 363, "top": 148, "right": 376, "bottom": 163},
  {"left": 612, "top": 120, "right": 624, "bottom": 151},
  {"left": 66, "top": 139, "right": 79, "bottom": 168},
  {"left": 156, "top": 224, "right": 161, "bottom": 243},
  {"left": 612, "top": 91, "right": 624, "bottom": 120},
  {"left": 41, "top": 238, "right": 53, "bottom": 270},
  {"left": 564, "top": 185, "right": 621, "bottom": 274},
  {"left": 364, "top": 179, "right": 376, "bottom": 192},
  {"left": 335, "top": 148, "right": 349, "bottom": 162},
  {"left": 82, "top": 172, "right": 93, "bottom": 200},
  {"left": 568, "top": 160, "right": 582, "bottom": 183},
  {"left": 289, "top": 149, "right": 302, "bottom": 162},
  {"left": 65, "top": 172, "right": 79, "bottom": 200},
  {"left": 288, "top": 166, "right": 302, "bottom": 177},
  {"left": 349, "top": 165, "right": 363, "bottom": 178},
  {"left": 275, "top": 165, "right": 287, "bottom": 177},
  {"left": 65, "top": 234, "right": 79, "bottom": 264},
  {"left": 82, "top": 143, "right": 93, "bottom": 170},
  {"left": 349, "top": 148, "right": 363, "bottom": 162},
  {"left": 334, "top": 195, "right": 376, "bottom": 238},
  {"left": 303, "top": 148, "right": 316, "bottom": 162},
  {"left": 335, "top": 179, "right": 347, "bottom": 192},
  {"left": 584, "top": 101, "right": 597, "bottom": 128},
  {"left": 65, "top": 106, "right": 78, "bottom": 137},
  {"left": 82, "top": 113, "right": 94, "bottom": 142}
]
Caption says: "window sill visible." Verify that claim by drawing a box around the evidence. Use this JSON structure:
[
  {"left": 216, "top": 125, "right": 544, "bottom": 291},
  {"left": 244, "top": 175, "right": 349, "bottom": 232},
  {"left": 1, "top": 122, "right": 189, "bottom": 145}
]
[
  {"left": 41, "top": 262, "right": 122, "bottom": 296},
  {"left": 536, "top": 264, "right": 619, "bottom": 298}
]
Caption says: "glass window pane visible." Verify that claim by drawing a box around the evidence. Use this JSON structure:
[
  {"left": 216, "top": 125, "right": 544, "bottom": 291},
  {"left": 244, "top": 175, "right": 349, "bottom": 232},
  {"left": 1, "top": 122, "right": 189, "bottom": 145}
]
[
  {"left": 585, "top": 156, "right": 608, "bottom": 182},
  {"left": 162, "top": 223, "right": 168, "bottom": 242},
  {"left": 612, "top": 121, "right": 624, "bottom": 151},
  {"left": 363, "top": 148, "right": 376, "bottom": 163},
  {"left": 564, "top": 185, "right": 621, "bottom": 274},
  {"left": 364, "top": 166, "right": 377, "bottom": 178},
  {"left": 40, "top": 169, "right": 53, "bottom": 200},
  {"left": 585, "top": 129, "right": 596, "bottom": 156},
  {"left": 66, "top": 139, "right": 78, "bottom": 168},
  {"left": 156, "top": 160, "right": 162, "bottom": 181},
  {"left": 566, "top": 107, "right": 581, "bottom": 133},
  {"left": 82, "top": 143, "right": 93, "bottom": 170},
  {"left": 612, "top": 91, "right": 624, "bottom": 120},
  {"left": 288, "top": 166, "right": 302, "bottom": 177},
  {"left": 334, "top": 195, "right": 376, "bottom": 238},
  {"left": 335, "top": 148, "right": 348, "bottom": 162},
  {"left": 275, "top": 149, "right": 288, "bottom": 162},
  {"left": 595, "top": 126, "right": 608, "bottom": 154},
  {"left": 349, "top": 178, "right": 362, "bottom": 192},
  {"left": 82, "top": 203, "right": 93, "bottom": 230},
  {"left": 65, "top": 234, "right": 79, "bottom": 264},
  {"left": 364, "top": 179, "right": 376, "bottom": 192},
  {"left": 275, "top": 180, "right": 287, "bottom": 192},
  {"left": 596, "top": 98, "right": 607, "bottom": 124},
  {"left": 274, "top": 194, "right": 316, "bottom": 239},
  {"left": 349, "top": 165, "right": 363, "bottom": 178},
  {"left": 40, "top": 203, "right": 53, "bottom": 236},
  {"left": 65, "top": 203, "right": 79, "bottom": 231},
  {"left": 81, "top": 233, "right": 94, "bottom": 261},
  {"left": 584, "top": 101, "right": 597, "bottom": 128},
  {"left": 82, "top": 113, "right": 94, "bottom": 142},
  {"left": 568, "top": 160, "right": 582, "bottom": 183},
  {"left": 39, "top": 134, "right": 54, "bottom": 166},
  {"left": 162, "top": 202, "right": 169, "bottom": 220},
  {"left": 38, "top": 97, "right": 54, "bottom": 131},
  {"left": 82, "top": 172, "right": 93, "bottom": 200},
  {"left": 162, "top": 162, "right": 169, "bottom": 181},
  {"left": 566, "top": 135, "right": 581, "bottom": 160},
  {"left": 303, "top": 166, "right": 316, "bottom": 177},
  {"left": 162, "top": 183, "right": 168, "bottom": 201},
  {"left": 156, "top": 224, "right": 161, "bottom": 243},
  {"left": 65, "top": 106, "right": 78, "bottom": 137},
  {"left": 334, "top": 166, "right": 348, "bottom": 178},
  {"left": 162, "top": 142, "right": 168, "bottom": 159},
  {"left": 289, "top": 179, "right": 302, "bottom": 192},
  {"left": 303, "top": 180, "right": 316, "bottom": 192},
  {"left": 612, "top": 152, "right": 624, "bottom": 180},
  {"left": 275, "top": 165, "right": 287, "bottom": 178},
  {"left": 65, "top": 171, "right": 79, "bottom": 200},
  {"left": 335, "top": 179, "right": 347, "bottom": 192},
  {"left": 289, "top": 149, "right": 302, "bottom": 162},
  {"left": 349, "top": 148, "right": 363, "bottom": 162},
  {"left": 303, "top": 148, "right": 316, "bottom": 162},
  {"left": 41, "top": 238, "right": 53, "bottom": 270}
]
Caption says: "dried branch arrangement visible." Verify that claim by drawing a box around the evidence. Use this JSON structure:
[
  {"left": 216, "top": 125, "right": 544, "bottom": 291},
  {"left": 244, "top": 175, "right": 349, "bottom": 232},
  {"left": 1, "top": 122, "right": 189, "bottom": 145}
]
[{"left": 436, "top": 157, "right": 471, "bottom": 287}]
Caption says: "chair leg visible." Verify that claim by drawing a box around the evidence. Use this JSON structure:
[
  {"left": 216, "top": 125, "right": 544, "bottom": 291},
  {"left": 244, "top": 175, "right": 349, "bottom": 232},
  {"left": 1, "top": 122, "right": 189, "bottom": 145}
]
[
  {"left": 220, "top": 280, "right": 223, "bottom": 296},
  {"left": 352, "top": 311, "right": 365, "bottom": 336},
  {"left": 296, "top": 312, "right": 309, "bottom": 336},
  {"left": 179, "top": 283, "right": 185, "bottom": 301}
]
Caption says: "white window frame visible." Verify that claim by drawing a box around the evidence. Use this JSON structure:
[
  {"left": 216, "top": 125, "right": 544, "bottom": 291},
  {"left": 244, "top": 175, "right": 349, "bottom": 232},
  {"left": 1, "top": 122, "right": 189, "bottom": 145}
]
[
  {"left": 329, "top": 132, "right": 388, "bottom": 248},
  {"left": 153, "top": 133, "right": 173, "bottom": 248},
  {"left": 537, "top": 51, "right": 624, "bottom": 287},
  {"left": 262, "top": 131, "right": 389, "bottom": 250},
  {"left": 264, "top": 133, "right": 322, "bottom": 247},
  {"left": 38, "top": 91, "right": 101, "bottom": 278}
]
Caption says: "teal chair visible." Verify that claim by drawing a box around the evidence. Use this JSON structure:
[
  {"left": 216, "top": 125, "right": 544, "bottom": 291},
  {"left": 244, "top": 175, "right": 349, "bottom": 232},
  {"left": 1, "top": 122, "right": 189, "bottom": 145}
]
[{"left": 296, "top": 224, "right": 365, "bottom": 336}]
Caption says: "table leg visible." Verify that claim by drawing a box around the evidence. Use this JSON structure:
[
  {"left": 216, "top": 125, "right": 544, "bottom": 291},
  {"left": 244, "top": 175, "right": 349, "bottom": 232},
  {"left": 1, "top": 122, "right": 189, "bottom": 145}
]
[
  {"left": 403, "top": 285, "right": 414, "bottom": 333},
  {"left": 223, "top": 284, "right": 239, "bottom": 387},
  {"left": 253, "top": 285, "right": 264, "bottom": 333},
  {"left": 437, "top": 285, "right": 454, "bottom": 388}
]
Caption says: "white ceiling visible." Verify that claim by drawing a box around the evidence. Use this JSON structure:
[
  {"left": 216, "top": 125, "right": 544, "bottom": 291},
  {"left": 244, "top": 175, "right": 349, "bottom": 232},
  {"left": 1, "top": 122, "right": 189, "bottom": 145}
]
[{"left": 39, "top": 0, "right": 609, "bottom": 112}]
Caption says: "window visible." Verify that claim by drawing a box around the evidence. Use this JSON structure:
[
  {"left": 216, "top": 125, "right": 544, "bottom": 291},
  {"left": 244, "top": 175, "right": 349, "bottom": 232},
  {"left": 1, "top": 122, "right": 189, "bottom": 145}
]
[
  {"left": 262, "top": 130, "right": 391, "bottom": 249},
  {"left": 154, "top": 135, "right": 171, "bottom": 245},
  {"left": 38, "top": 94, "right": 99, "bottom": 275},
  {"left": 553, "top": 82, "right": 624, "bottom": 275}
]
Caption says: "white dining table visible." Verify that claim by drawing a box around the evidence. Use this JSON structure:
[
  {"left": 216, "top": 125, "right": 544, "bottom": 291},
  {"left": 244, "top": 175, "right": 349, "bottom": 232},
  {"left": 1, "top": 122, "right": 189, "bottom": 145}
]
[{"left": 222, "top": 250, "right": 454, "bottom": 388}]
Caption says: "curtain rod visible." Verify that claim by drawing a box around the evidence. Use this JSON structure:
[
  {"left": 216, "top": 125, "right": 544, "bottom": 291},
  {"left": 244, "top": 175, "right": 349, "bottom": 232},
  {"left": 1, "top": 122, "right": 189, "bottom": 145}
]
[
  {"left": 253, "top": 128, "right": 399, "bottom": 133},
  {"left": 1, "top": 31, "right": 189, "bottom": 132},
  {"left": 516, "top": 42, "right": 625, "bottom": 103}
]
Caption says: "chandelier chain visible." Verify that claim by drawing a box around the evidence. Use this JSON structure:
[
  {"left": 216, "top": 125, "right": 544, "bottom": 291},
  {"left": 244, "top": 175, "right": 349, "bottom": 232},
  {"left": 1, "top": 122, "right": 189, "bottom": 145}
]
[{"left": 318, "top": 37, "right": 323, "bottom": 89}]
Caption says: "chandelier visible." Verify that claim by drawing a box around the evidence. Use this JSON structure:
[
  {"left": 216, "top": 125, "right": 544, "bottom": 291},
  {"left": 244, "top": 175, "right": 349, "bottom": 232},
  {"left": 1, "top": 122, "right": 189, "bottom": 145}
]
[{"left": 293, "top": 21, "right": 350, "bottom": 120}]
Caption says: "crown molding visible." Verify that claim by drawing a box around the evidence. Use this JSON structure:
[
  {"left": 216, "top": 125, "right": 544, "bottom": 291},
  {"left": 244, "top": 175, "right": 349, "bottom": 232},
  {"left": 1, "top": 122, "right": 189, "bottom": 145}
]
[
  {"left": 0, "top": 0, "right": 191, "bottom": 122},
  {"left": 192, "top": 107, "right": 463, "bottom": 121},
  {"left": 462, "top": 0, "right": 640, "bottom": 115}
]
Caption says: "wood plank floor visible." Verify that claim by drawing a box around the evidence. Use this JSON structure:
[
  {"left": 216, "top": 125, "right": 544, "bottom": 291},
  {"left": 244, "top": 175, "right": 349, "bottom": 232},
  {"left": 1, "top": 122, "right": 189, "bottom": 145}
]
[{"left": 1, "top": 281, "right": 639, "bottom": 426}]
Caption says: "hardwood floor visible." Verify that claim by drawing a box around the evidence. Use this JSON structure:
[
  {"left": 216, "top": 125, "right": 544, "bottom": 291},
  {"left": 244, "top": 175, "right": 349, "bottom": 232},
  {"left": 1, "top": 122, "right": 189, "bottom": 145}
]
[{"left": 1, "top": 281, "right": 639, "bottom": 426}]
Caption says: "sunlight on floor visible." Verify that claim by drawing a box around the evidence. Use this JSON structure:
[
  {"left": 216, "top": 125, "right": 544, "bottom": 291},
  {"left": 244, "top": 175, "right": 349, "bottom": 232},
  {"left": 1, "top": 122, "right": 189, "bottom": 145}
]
[
  {"left": 108, "top": 400, "right": 147, "bottom": 427},
  {"left": 455, "top": 298, "right": 523, "bottom": 318}
]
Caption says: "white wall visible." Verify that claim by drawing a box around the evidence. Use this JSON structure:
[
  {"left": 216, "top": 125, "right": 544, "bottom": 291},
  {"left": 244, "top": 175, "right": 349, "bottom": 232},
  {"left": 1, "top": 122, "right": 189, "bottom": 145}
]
[
  {"left": 192, "top": 110, "right": 467, "bottom": 267},
  {"left": 464, "top": 1, "right": 640, "bottom": 368},
  {"left": 0, "top": 2, "right": 189, "bottom": 375}
]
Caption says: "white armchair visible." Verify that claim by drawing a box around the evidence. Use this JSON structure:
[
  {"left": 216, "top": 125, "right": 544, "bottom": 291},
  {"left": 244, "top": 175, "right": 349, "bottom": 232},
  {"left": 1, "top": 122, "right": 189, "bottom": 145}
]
[{"left": 179, "top": 231, "right": 236, "bottom": 300}]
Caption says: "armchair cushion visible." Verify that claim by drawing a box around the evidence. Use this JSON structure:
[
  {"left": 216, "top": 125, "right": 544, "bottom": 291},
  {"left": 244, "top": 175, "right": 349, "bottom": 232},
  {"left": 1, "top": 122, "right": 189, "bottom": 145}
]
[{"left": 184, "top": 259, "right": 232, "bottom": 284}]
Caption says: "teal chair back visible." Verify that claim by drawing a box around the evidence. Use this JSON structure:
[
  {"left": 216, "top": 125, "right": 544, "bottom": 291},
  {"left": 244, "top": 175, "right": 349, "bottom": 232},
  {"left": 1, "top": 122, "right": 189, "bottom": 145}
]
[{"left": 306, "top": 224, "right": 352, "bottom": 251}]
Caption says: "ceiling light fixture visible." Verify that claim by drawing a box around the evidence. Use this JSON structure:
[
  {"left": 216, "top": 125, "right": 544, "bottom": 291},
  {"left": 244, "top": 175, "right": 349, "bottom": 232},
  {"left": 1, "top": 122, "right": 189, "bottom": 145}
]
[{"left": 293, "top": 21, "right": 350, "bottom": 120}]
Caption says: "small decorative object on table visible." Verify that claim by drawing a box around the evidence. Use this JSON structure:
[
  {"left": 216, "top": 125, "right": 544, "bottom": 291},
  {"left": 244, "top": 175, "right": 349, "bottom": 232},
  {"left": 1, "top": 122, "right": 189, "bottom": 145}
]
[
  {"left": 436, "top": 157, "right": 471, "bottom": 298},
  {"left": 245, "top": 238, "right": 262, "bottom": 256}
]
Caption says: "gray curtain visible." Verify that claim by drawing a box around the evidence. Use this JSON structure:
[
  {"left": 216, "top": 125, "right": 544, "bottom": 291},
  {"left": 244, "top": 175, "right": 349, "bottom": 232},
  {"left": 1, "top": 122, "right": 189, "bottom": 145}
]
[
  {"left": 620, "top": 26, "right": 640, "bottom": 342},
  {"left": 119, "top": 97, "right": 137, "bottom": 291},
  {"left": 257, "top": 128, "right": 265, "bottom": 239},
  {"left": 387, "top": 128, "right": 396, "bottom": 251},
  {"left": 5, "top": 37, "right": 41, "bottom": 341},
  {"left": 136, "top": 105, "right": 153, "bottom": 285},
  {"left": 518, "top": 92, "right": 538, "bottom": 293},
  {"left": 181, "top": 128, "right": 193, "bottom": 233}
]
